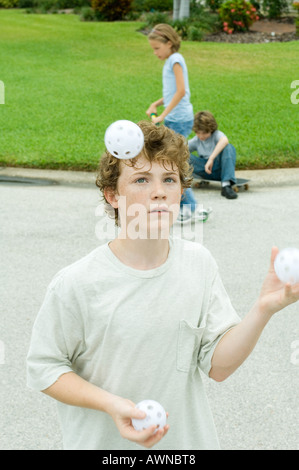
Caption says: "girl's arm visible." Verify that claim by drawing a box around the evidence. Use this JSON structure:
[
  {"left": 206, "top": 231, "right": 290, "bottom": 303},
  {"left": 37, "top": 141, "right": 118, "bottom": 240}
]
[
  {"left": 209, "top": 247, "right": 299, "bottom": 382},
  {"left": 146, "top": 98, "right": 164, "bottom": 118},
  {"left": 43, "top": 371, "right": 169, "bottom": 448}
]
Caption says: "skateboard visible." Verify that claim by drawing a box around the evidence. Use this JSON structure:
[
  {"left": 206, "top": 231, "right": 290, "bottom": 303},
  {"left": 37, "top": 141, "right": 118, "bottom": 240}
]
[{"left": 193, "top": 177, "right": 250, "bottom": 193}]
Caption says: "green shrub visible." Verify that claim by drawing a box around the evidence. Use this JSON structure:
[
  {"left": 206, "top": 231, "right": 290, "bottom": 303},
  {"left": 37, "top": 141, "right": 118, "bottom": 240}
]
[
  {"left": 80, "top": 5, "right": 96, "bottom": 20},
  {"left": 262, "top": 0, "right": 288, "bottom": 19},
  {"left": 91, "top": 0, "right": 133, "bottom": 20},
  {"left": 132, "top": 0, "right": 172, "bottom": 12},
  {"left": 20, "top": 0, "right": 90, "bottom": 11},
  {"left": 294, "top": 2, "right": 299, "bottom": 36},
  {"left": 205, "top": 0, "right": 223, "bottom": 12},
  {"left": 143, "top": 11, "right": 170, "bottom": 27},
  {"left": 219, "top": 0, "right": 260, "bottom": 34},
  {"left": 18, "top": 0, "right": 37, "bottom": 7},
  {"left": 143, "top": 1, "right": 218, "bottom": 41},
  {"left": 187, "top": 24, "right": 204, "bottom": 41},
  {"left": 0, "top": 0, "right": 18, "bottom": 7}
]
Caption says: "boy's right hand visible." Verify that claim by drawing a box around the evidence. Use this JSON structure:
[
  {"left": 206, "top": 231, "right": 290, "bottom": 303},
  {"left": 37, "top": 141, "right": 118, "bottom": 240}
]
[
  {"left": 108, "top": 396, "right": 169, "bottom": 448},
  {"left": 204, "top": 157, "right": 214, "bottom": 175}
]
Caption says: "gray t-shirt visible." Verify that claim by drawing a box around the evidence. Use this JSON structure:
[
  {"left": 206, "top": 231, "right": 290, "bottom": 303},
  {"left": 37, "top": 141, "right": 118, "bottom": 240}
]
[
  {"left": 27, "top": 237, "right": 240, "bottom": 450},
  {"left": 188, "top": 130, "right": 226, "bottom": 158}
]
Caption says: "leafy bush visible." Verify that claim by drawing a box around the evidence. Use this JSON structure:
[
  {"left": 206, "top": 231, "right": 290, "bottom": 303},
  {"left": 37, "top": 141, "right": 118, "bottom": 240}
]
[
  {"left": 91, "top": 0, "right": 133, "bottom": 21},
  {"left": 294, "top": 2, "right": 299, "bottom": 36},
  {"left": 143, "top": 1, "right": 219, "bottom": 41},
  {"left": 262, "top": 0, "right": 288, "bottom": 19},
  {"left": 132, "top": 0, "right": 172, "bottom": 12},
  {"left": 0, "top": 0, "right": 18, "bottom": 7},
  {"left": 219, "top": 0, "right": 260, "bottom": 34},
  {"left": 143, "top": 11, "right": 170, "bottom": 27},
  {"left": 205, "top": 0, "right": 223, "bottom": 12},
  {"left": 80, "top": 5, "right": 96, "bottom": 21},
  {"left": 20, "top": 0, "right": 90, "bottom": 12}
]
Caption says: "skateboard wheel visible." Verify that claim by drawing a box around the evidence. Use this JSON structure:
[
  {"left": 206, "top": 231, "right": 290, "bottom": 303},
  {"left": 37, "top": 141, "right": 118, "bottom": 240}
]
[{"left": 196, "top": 181, "right": 210, "bottom": 188}]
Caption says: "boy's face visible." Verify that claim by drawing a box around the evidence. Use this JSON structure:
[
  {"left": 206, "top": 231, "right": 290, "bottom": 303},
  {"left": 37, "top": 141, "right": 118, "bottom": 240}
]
[
  {"left": 106, "top": 155, "right": 183, "bottom": 239},
  {"left": 196, "top": 131, "right": 211, "bottom": 141}
]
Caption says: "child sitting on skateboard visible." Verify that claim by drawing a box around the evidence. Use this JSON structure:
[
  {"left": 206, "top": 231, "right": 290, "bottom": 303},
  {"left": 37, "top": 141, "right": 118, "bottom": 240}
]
[{"left": 188, "top": 111, "right": 238, "bottom": 199}]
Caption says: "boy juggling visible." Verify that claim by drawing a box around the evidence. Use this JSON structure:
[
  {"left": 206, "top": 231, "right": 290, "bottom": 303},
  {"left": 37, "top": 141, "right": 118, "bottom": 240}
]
[{"left": 27, "top": 121, "right": 299, "bottom": 450}]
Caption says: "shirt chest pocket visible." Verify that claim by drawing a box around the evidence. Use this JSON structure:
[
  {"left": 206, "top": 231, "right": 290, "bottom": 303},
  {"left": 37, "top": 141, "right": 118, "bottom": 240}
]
[{"left": 176, "top": 319, "right": 205, "bottom": 373}]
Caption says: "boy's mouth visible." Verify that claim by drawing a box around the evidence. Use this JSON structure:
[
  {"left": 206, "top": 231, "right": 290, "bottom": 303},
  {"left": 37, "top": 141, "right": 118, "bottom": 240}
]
[{"left": 149, "top": 205, "right": 169, "bottom": 213}]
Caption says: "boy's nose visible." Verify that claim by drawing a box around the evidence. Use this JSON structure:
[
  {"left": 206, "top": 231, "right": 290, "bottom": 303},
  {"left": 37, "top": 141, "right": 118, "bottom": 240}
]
[{"left": 151, "top": 182, "right": 166, "bottom": 199}]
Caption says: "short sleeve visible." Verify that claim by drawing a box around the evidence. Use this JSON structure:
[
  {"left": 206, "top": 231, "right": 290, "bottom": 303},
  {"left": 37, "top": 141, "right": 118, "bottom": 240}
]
[
  {"left": 169, "top": 52, "right": 184, "bottom": 69},
  {"left": 188, "top": 136, "right": 198, "bottom": 154},
  {"left": 198, "top": 269, "right": 241, "bottom": 376},
  {"left": 213, "top": 130, "right": 226, "bottom": 144},
  {"left": 27, "top": 279, "right": 84, "bottom": 391}
]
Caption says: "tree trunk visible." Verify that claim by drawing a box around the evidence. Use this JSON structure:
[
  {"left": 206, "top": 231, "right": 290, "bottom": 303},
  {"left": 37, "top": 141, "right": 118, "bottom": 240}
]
[
  {"left": 179, "top": 0, "right": 190, "bottom": 19},
  {"left": 173, "top": 0, "right": 180, "bottom": 20},
  {"left": 173, "top": 0, "right": 190, "bottom": 20}
]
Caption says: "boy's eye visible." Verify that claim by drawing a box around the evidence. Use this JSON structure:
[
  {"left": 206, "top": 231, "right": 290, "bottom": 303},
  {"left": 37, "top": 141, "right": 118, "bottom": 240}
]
[
  {"left": 165, "top": 177, "right": 175, "bottom": 183},
  {"left": 135, "top": 177, "right": 147, "bottom": 183},
  {"left": 134, "top": 176, "right": 177, "bottom": 184}
]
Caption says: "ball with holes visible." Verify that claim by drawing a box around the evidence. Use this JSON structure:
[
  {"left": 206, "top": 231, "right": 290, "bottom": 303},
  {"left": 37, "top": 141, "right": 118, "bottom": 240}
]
[
  {"left": 132, "top": 400, "right": 167, "bottom": 433},
  {"left": 274, "top": 247, "right": 299, "bottom": 285},
  {"left": 104, "top": 120, "right": 144, "bottom": 159}
]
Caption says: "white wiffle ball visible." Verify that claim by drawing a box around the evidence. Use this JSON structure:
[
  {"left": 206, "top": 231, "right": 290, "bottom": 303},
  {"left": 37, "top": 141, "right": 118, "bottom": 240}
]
[
  {"left": 274, "top": 247, "right": 299, "bottom": 284},
  {"left": 104, "top": 120, "right": 144, "bottom": 159},
  {"left": 132, "top": 400, "right": 167, "bottom": 433}
]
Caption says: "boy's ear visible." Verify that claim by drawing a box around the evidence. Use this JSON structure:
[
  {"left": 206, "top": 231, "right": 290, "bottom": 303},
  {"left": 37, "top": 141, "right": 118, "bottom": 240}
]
[{"left": 104, "top": 188, "right": 119, "bottom": 209}]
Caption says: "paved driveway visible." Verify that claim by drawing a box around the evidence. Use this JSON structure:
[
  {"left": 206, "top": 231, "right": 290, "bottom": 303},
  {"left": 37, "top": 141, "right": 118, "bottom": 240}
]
[{"left": 0, "top": 170, "right": 298, "bottom": 450}]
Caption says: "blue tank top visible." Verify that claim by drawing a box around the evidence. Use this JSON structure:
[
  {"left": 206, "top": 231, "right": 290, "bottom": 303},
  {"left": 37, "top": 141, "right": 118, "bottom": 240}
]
[{"left": 162, "top": 52, "right": 193, "bottom": 122}]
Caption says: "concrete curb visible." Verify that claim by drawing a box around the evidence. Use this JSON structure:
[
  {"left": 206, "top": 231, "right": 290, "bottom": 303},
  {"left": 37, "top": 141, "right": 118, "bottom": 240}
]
[
  {"left": 0, "top": 166, "right": 299, "bottom": 188},
  {"left": 0, "top": 167, "right": 96, "bottom": 186}
]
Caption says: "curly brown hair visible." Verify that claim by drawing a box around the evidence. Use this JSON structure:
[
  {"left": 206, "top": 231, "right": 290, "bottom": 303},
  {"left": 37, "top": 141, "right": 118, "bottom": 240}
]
[{"left": 96, "top": 121, "right": 192, "bottom": 225}]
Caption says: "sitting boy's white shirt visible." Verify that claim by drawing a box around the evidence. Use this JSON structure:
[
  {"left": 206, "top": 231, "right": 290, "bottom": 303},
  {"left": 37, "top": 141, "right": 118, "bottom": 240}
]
[{"left": 27, "top": 237, "right": 240, "bottom": 450}]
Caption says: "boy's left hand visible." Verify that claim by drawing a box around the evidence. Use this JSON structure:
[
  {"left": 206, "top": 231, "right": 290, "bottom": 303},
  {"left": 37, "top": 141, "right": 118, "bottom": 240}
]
[{"left": 258, "top": 247, "right": 299, "bottom": 318}]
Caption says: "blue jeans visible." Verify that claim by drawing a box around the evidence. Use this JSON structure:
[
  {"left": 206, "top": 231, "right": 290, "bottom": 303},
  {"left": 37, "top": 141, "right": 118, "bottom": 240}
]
[
  {"left": 190, "top": 144, "right": 237, "bottom": 185},
  {"left": 164, "top": 118, "right": 193, "bottom": 138},
  {"left": 164, "top": 118, "right": 198, "bottom": 212}
]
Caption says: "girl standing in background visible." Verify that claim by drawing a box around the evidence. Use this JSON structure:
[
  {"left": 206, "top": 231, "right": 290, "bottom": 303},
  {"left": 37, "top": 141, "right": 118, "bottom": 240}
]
[{"left": 146, "top": 24, "right": 208, "bottom": 223}]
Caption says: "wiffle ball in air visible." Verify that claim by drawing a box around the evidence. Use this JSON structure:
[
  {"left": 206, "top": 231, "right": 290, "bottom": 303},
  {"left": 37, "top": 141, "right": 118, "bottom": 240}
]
[
  {"left": 274, "top": 247, "right": 299, "bottom": 284},
  {"left": 104, "top": 120, "right": 144, "bottom": 159},
  {"left": 132, "top": 400, "right": 167, "bottom": 433}
]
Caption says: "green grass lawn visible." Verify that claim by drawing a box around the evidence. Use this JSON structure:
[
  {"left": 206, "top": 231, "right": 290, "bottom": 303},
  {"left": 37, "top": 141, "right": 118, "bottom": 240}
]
[{"left": 0, "top": 9, "right": 298, "bottom": 170}]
